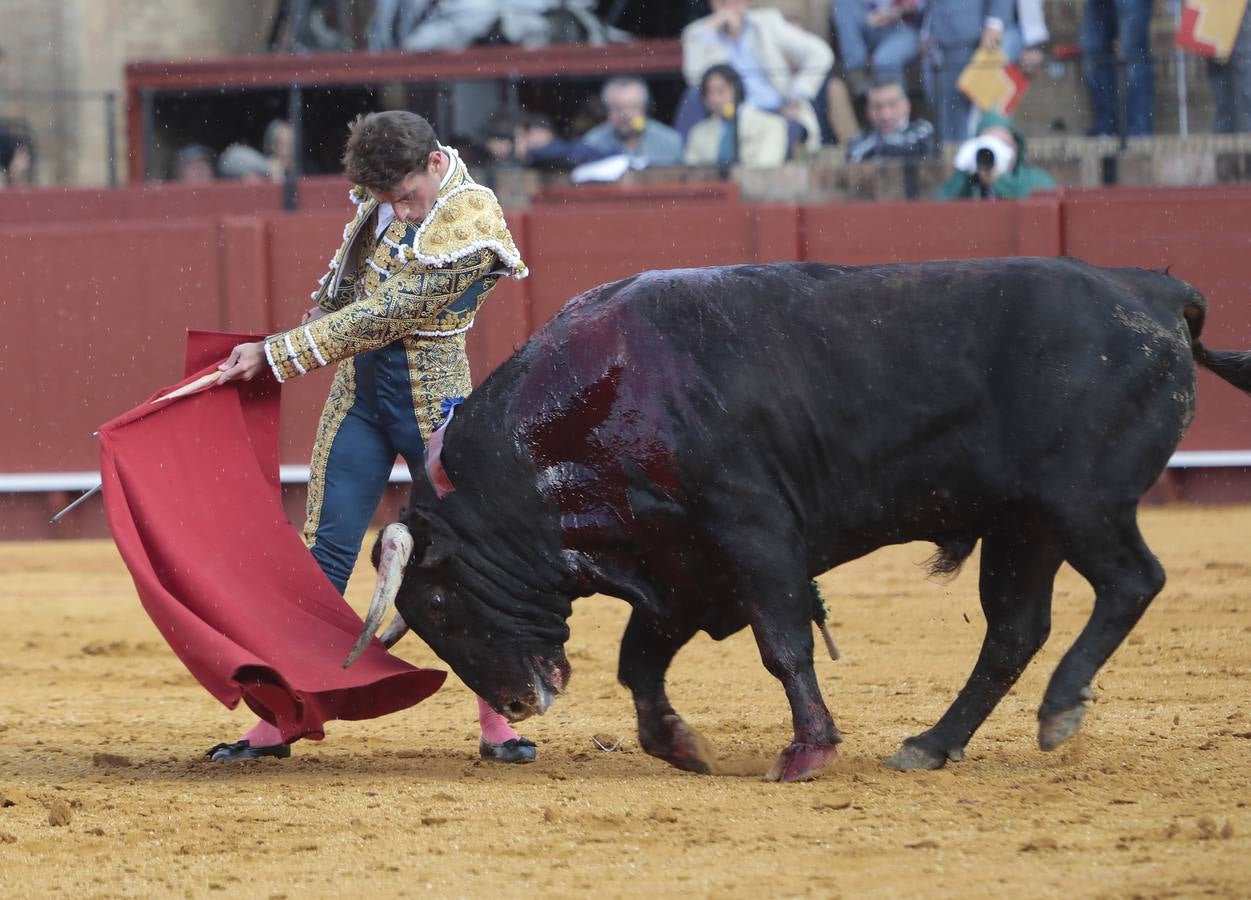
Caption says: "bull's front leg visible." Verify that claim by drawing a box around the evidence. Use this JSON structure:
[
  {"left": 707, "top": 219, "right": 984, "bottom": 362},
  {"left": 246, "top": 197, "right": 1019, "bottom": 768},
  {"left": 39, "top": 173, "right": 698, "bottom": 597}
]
[
  {"left": 617, "top": 610, "right": 713, "bottom": 774},
  {"left": 748, "top": 590, "right": 842, "bottom": 783}
]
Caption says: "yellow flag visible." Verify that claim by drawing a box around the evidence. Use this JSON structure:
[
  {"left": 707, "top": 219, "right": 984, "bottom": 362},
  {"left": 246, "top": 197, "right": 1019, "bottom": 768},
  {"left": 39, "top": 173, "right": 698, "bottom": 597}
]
[
  {"left": 957, "top": 48, "right": 1030, "bottom": 114},
  {"left": 1176, "top": 0, "right": 1249, "bottom": 60}
]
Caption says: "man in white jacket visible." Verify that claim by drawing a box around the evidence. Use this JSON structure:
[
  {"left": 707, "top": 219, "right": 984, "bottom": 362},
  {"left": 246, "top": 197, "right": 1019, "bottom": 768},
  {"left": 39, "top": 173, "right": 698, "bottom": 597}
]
[{"left": 682, "top": 0, "right": 835, "bottom": 151}]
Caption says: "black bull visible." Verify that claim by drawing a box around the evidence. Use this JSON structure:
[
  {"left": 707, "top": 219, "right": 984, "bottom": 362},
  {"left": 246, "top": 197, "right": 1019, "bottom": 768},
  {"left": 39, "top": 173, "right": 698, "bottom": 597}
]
[{"left": 354, "top": 257, "right": 1251, "bottom": 781}]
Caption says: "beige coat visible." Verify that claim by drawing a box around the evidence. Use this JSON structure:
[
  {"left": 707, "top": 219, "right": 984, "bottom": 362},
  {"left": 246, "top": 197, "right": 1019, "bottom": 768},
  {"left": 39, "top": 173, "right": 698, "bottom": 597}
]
[
  {"left": 684, "top": 104, "right": 789, "bottom": 169},
  {"left": 681, "top": 7, "right": 834, "bottom": 151}
]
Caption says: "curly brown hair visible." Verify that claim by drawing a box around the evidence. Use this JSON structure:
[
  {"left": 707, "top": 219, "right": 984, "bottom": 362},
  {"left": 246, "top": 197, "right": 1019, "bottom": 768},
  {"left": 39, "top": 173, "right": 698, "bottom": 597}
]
[{"left": 341, "top": 111, "right": 439, "bottom": 191}]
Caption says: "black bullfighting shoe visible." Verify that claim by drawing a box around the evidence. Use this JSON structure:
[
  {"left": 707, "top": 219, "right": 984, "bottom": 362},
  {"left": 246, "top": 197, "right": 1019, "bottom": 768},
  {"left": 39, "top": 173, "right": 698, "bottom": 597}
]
[
  {"left": 206, "top": 740, "right": 292, "bottom": 762},
  {"left": 479, "top": 737, "right": 537, "bottom": 764}
]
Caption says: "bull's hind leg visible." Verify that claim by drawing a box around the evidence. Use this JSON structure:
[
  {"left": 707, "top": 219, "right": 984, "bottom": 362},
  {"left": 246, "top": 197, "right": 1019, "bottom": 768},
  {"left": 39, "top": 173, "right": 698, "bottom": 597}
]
[
  {"left": 618, "top": 611, "right": 713, "bottom": 774},
  {"left": 888, "top": 519, "right": 1062, "bottom": 771},
  {"left": 1037, "top": 509, "right": 1164, "bottom": 751}
]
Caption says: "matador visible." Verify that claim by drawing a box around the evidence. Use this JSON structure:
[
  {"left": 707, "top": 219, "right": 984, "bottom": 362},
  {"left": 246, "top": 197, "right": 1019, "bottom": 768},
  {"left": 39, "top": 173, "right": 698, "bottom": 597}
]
[{"left": 212, "top": 110, "right": 535, "bottom": 764}]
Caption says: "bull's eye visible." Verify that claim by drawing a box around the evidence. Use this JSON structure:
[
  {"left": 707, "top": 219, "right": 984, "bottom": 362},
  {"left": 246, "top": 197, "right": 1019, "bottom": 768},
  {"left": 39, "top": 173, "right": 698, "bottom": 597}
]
[{"left": 428, "top": 593, "right": 447, "bottom": 613}]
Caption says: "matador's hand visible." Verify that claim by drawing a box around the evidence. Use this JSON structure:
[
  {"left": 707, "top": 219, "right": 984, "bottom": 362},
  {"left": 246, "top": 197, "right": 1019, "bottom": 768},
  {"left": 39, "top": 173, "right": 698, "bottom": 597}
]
[{"left": 217, "top": 341, "right": 267, "bottom": 384}]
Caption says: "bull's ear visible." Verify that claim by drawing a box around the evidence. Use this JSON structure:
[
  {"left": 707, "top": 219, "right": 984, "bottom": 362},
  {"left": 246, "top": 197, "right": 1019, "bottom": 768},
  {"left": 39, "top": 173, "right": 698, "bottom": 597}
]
[{"left": 407, "top": 509, "right": 459, "bottom": 569}]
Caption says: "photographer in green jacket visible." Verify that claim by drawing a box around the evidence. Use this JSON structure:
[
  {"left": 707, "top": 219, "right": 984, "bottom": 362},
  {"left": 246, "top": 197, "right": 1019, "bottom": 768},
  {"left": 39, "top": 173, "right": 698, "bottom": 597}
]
[{"left": 936, "top": 110, "right": 1055, "bottom": 200}]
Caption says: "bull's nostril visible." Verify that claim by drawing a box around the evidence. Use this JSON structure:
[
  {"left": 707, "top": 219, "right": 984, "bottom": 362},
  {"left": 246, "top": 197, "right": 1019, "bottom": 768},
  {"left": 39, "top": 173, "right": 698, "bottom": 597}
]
[{"left": 507, "top": 701, "right": 526, "bottom": 716}]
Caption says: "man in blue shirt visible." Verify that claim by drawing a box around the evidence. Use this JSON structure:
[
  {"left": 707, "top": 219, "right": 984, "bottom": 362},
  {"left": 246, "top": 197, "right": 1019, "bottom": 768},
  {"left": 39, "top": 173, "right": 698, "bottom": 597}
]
[{"left": 581, "top": 77, "right": 685, "bottom": 166}]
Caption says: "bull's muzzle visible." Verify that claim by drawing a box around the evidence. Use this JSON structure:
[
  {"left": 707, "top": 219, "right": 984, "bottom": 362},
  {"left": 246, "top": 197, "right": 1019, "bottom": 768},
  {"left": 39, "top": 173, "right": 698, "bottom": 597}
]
[{"left": 343, "top": 522, "right": 413, "bottom": 668}]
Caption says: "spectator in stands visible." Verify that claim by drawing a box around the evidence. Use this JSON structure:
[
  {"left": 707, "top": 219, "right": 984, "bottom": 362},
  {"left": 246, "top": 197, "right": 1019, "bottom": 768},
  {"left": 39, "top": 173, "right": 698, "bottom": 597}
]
[
  {"left": 263, "top": 119, "right": 295, "bottom": 182},
  {"left": 845, "top": 75, "right": 937, "bottom": 162},
  {"left": 935, "top": 109, "right": 1054, "bottom": 200},
  {"left": 831, "top": 0, "right": 924, "bottom": 97},
  {"left": 514, "top": 112, "right": 611, "bottom": 170},
  {"left": 1002, "top": 0, "right": 1048, "bottom": 73},
  {"left": 682, "top": 0, "right": 835, "bottom": 152},
  {"left": 581, "top": 77, "right": 685, "bottom": 165},
  {"left": 448, "top": 134, "right": 490, "bottom": 169},
  {"left": 477, "top": 117, "right": 521, "bottom": 170},
  {"left": 173, "top": 144, "right": 215, "bottom": 182},
  {"left": 685, "top": 63, "right": 789, "bottom": 168},
  {"left": 1080, "top": 0, "right": 1155, "bottom": 137},
  {"left": 1207, "top": 5, "right": 1251, "bottom": 134},
  {"left": 368, "top": 0, "right": 621, "bottom": 51},
  {"left": 921, "top": 0, "right": 1013, "bottom": 142},
  {"left": 0, "top": 134, "right": 33, "bottom": 188},
  {"left": 217, "top": 144, "right": 273, "bottom": 183}
]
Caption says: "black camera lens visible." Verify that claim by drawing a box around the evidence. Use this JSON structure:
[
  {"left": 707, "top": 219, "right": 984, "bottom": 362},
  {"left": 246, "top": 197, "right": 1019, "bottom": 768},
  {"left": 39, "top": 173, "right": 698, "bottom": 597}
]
[{"left": 975, "top": 146, "right": 996, "bottom": 170}]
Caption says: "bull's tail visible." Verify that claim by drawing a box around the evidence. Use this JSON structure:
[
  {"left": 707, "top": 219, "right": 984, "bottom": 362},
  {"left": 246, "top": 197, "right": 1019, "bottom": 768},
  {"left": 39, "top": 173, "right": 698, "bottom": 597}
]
[
  {"left": 1185, "top": 295, "right": 1251, "bottom": 396},
  {"left": 1194, "top": 344, "right": 1251, "bottom": 395}
]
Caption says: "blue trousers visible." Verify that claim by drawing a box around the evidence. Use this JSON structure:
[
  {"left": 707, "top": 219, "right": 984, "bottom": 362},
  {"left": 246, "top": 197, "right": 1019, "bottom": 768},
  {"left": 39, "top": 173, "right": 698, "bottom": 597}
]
[
  {"left": 305, "top": 342, "right": 426, "bottom": 594},
  {"left": 1208, "top": 10, "right": 1251, "bottom": 134},
  {"left": 924, "top": 41, "right": 979, "bottom": 142},
  {"left": 832, "top": 0, "right": 921, "bottom": 79},
  {"left": 1080, "top": 0, "right": 1155, "bottom": 137}
]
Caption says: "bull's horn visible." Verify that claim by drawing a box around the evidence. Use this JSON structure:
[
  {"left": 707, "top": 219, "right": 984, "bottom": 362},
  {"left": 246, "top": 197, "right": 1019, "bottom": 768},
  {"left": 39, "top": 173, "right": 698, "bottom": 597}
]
[
  {"left": 343, "top": 523, "right": 413, "bottom": 668},
  {"left": 378, "top": 611, "right": 410, "bottom": 648}
]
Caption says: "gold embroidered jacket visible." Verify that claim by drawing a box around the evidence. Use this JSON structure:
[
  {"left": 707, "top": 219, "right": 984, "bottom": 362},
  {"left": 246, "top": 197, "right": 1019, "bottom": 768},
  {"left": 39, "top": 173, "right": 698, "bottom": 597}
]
[
  {"left": 262, "top": 148, "right": 526, "bottom": 437},
  {"left": 263, "top": 149, "right": 527, "bottom": 440}
]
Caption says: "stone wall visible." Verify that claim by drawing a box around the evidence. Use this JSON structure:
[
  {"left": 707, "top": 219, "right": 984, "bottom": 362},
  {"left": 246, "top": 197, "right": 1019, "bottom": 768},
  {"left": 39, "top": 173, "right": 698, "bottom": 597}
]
[{"left": 0, "top": 0, "right": 278, "bottom": 186}]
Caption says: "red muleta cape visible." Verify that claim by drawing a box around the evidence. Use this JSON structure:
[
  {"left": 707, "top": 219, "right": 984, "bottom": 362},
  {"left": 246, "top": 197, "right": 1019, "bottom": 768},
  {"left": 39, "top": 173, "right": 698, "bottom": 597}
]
[{"left": 97, "top": 331, "right": 445, "bottom": 742}]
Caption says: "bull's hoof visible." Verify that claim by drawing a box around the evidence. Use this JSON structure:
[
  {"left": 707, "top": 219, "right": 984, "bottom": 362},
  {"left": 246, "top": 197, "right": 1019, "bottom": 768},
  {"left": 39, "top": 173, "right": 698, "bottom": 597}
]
[
  {"left": 1039, "top": 686, "right": 1093, "bottom": 751},
  {"left": 1038, "top": 703, "right": 1088, "bottom": 751},
  {"left": 641, "top": 714, "right": 715, "bottom": 774},
  {"left": 885, "top": 739, "right": 962, "bottom": 771},
  {"left": 766, "top": 742, "right": 837, "bottom": 783}
]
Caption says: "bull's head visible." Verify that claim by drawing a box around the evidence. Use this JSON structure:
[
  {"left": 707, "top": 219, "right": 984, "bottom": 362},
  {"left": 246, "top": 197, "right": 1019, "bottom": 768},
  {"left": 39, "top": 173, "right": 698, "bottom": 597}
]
[{"left": 344, "top": 513, "right": 572, "bottom": 722}]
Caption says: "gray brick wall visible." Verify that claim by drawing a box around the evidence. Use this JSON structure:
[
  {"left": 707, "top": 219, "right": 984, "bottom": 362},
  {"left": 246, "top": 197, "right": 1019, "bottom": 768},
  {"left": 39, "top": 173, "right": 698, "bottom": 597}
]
[{"left": 0, "top": 0, "right": 278, "bottom": 185}]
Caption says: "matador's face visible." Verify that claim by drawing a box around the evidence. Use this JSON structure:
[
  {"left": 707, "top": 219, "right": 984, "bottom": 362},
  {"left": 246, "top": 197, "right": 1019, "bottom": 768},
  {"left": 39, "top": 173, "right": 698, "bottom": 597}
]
[{"left": 370, "top": 150, "right": 445, "bottom": 224}]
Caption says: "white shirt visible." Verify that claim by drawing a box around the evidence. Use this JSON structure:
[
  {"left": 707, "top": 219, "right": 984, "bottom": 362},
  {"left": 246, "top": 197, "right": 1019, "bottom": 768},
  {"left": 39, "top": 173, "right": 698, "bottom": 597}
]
[{"left": 375, "top": 202, "right": 395, "bottom": 238}]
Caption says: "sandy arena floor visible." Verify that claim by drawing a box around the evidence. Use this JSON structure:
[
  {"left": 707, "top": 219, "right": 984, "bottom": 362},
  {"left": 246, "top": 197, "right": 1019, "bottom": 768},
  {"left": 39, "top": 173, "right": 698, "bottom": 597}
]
[{"left": 0, "top": 505, "right": 1248, "bottom": 898}]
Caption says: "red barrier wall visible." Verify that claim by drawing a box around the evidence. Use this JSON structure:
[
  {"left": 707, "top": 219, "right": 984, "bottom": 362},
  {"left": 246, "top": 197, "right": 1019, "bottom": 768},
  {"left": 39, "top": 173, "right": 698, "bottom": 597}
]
[
  {"left": 0, "top": 219, "right": 224, "bottom": 472},
  {"left": 3, "top": 183, "right": 1250, "bottom": 539},
  {"left": 523, "top": 201, "right": 802, "bottom": 324},
  {"left": 801, "top": 196, "right": 1063, "bottom": 263},
  {"left": 0, "top": 176, "right": 353, "bottom": 226}
]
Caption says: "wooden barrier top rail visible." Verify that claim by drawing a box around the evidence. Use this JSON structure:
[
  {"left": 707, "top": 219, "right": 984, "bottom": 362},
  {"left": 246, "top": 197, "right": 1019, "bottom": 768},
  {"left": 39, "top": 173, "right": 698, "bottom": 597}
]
[{"left": 125, "top": 39, "right": 683, "bottom": 92}]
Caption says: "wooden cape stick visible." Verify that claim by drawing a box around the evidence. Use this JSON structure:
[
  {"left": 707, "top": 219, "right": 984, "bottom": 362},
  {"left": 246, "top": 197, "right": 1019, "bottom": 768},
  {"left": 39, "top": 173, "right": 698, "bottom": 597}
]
[
  {"left": 50, "top": 367, "right": 227, "bottom": 524},
  {"left": 153, "top": 370, "right": 224, "bottom": 403}
]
